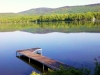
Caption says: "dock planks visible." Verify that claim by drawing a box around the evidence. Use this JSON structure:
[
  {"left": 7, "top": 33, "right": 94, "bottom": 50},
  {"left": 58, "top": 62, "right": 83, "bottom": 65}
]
[{"left": 16, "top": 48, "right": 71, "bottom": 70}]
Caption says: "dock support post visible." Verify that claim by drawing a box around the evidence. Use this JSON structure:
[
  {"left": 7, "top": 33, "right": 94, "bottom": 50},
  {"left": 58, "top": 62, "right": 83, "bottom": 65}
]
[
  {"left": 19, "top": 53, "right": 20, "bottom": 58},
  {"left": 41, "top": 50, "right": 42, "bottom": 55},
  {"left": 43, "top": 64, "right": 44, "bottom": 72},
  {"left": 48, "top": 68, "right": 49, "bottom": 71},
  {"left": 29, "top": 58, "right": 30, "bottom": 63}
]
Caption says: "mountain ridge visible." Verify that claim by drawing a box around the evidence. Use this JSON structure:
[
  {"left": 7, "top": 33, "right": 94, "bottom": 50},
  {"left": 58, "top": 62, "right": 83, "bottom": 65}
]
[{"left": 19, "top": 3, "right": 100, "bottom": 15}]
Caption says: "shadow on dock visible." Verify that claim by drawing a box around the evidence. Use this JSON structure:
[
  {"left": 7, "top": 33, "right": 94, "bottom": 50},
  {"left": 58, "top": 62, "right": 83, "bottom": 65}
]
[{"left": 16, "top": 55, "right": 48, "bottom": 72}]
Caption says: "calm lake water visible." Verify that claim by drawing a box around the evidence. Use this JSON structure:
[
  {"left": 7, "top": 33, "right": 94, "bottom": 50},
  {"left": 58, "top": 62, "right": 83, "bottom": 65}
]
[{"left": 0, "top": 22, "right": 100, "bottom": 75}]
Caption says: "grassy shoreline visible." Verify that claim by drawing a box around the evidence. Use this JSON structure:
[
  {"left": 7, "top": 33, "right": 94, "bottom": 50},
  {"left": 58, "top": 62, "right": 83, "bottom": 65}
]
[{"left": 30, "top": 58, "right": 100, "bottom": 75}]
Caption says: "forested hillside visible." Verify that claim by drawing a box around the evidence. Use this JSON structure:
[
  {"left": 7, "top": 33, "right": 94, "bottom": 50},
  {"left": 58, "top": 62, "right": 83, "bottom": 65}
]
[
  {"left": 0, "top": 3, "right": 100, "bottom": 23},
  {"left": 20, "top": 3, "right": 100, "bottom": 15},
  {"left": 19, "top": 8, "right": 53, "bottom": 15}
]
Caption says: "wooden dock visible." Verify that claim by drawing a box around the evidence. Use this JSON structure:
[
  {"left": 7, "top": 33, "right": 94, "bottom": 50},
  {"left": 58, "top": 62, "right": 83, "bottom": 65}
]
[{"left": 16, "top": 48, "right": 71, "bottom": 70}]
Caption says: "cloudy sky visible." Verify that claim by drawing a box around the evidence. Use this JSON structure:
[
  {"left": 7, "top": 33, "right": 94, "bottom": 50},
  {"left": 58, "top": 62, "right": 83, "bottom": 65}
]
[{"left": 0, "top": 0, "right": 100, "bottom": 13}]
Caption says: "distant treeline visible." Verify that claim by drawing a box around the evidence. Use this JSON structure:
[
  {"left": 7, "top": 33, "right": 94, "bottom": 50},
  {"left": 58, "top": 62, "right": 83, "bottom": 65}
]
[
  {"left": 0, "top": 12, "right": 100, "bottom": 23},
  {"left": 36, "top": 12, "right": 100, "bottom": 22}
]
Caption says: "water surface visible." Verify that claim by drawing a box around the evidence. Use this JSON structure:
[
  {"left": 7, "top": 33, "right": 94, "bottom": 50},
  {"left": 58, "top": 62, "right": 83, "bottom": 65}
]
[{"left": 0, "top": 22, "right": 100, "bottom": 75}]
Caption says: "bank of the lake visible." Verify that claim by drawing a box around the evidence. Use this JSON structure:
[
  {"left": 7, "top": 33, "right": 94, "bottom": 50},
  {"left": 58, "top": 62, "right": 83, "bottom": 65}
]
[{"left": 0, "top": 12, "right": 100, "bottom": 23}]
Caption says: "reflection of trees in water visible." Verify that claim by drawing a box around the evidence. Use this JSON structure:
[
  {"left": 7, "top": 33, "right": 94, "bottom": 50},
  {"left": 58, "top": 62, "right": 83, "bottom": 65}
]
[{"left": 0, "top": 21, "right": 100, "bottom": 33}]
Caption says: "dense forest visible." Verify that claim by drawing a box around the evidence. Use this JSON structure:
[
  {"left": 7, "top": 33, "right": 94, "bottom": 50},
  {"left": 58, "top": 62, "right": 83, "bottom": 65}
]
[
  {"left": 36, "top": 12, "right": 100, "bottom": 22},
  {"left": 0, "top": 12, "right": 100, "bottom": 23}
]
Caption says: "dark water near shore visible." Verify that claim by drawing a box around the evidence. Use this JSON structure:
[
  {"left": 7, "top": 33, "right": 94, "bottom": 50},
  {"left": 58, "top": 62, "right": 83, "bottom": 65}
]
[{"left": 0, "top": 22, "right": 100, "bottom": 75}]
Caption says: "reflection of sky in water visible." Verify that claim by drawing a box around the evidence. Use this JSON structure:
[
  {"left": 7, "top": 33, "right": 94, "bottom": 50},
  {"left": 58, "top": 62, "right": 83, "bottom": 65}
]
[{"left": 0, "top": 31, "right": 100, "bottom": 75}]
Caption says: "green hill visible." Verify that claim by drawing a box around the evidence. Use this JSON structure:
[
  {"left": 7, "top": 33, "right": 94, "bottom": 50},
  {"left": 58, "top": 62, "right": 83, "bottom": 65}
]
[
  {"left": 19, "top": 8, "right": 53, "bottom": 15},
  {"left": 20, "top": 3, "right": 100, "bottom": 15}
]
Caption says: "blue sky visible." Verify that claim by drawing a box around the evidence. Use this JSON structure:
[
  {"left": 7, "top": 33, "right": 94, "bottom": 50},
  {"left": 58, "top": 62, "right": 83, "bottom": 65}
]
[{"left": 0, "top": 0, "right": 100, "bottom": 13}]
